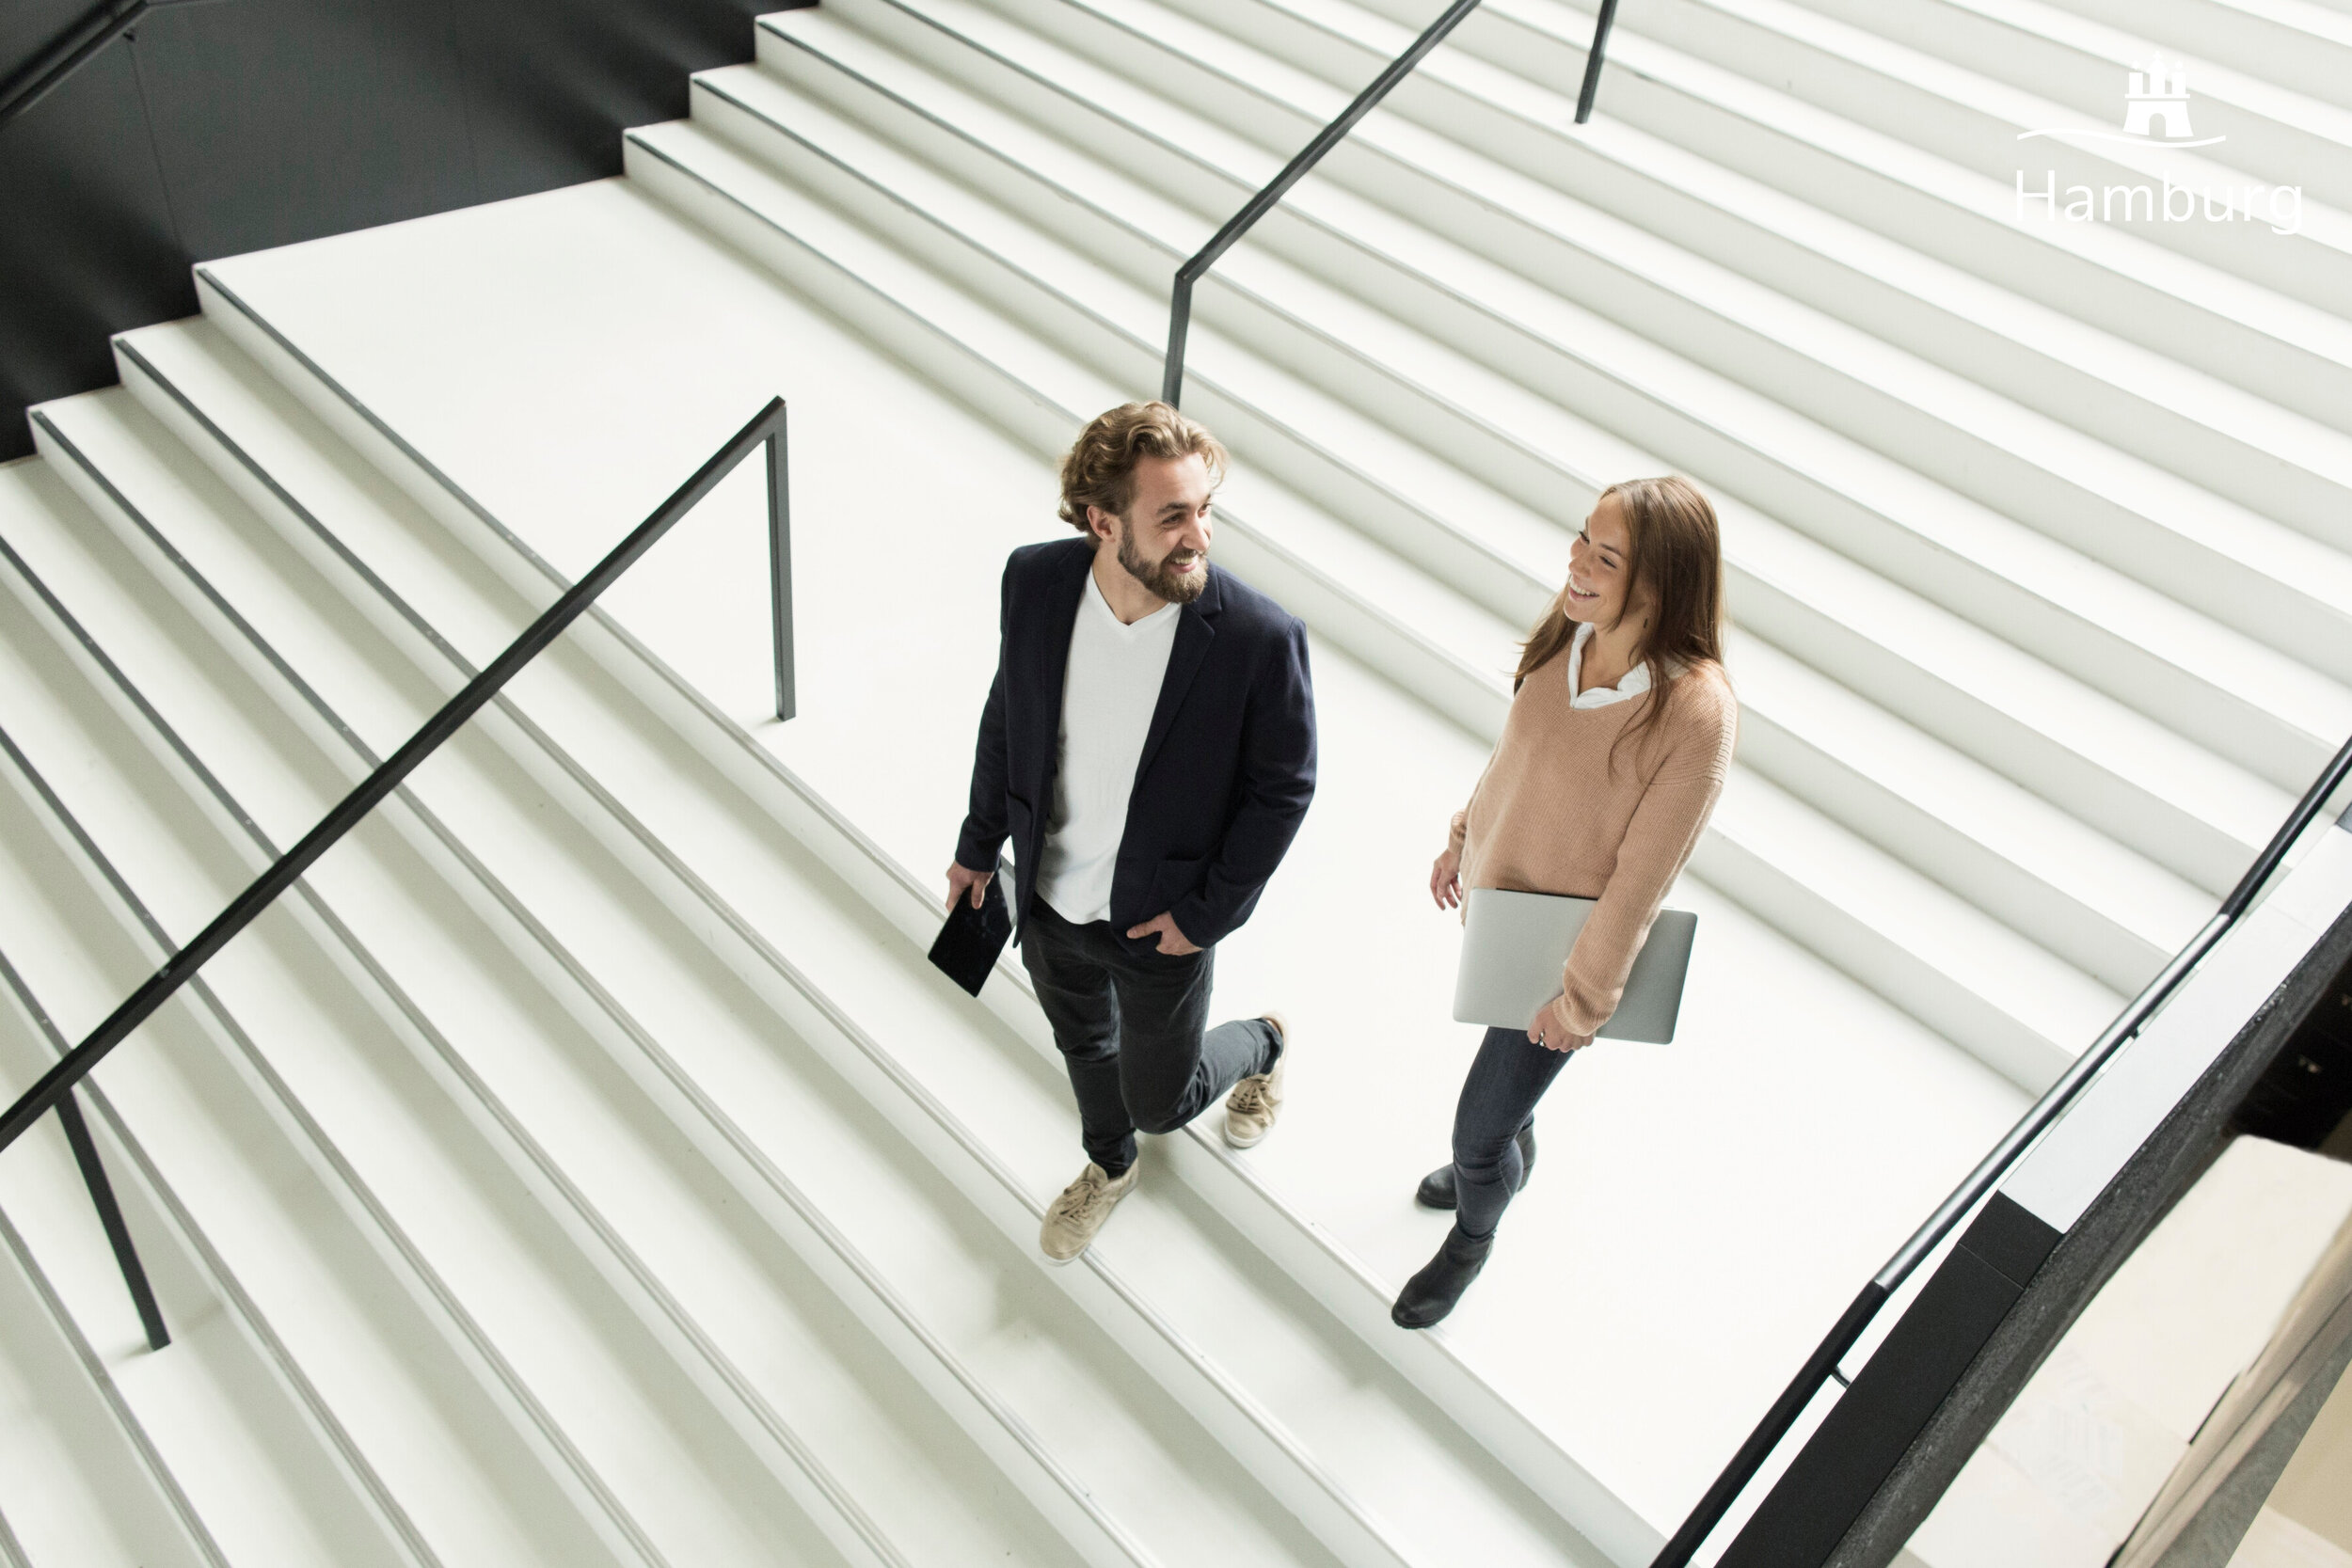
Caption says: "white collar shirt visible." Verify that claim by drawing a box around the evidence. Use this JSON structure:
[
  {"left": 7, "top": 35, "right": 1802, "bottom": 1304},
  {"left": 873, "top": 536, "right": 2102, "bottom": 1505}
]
[{"left": 1565, "top": 620, "right": 1656, "bottom": 709}]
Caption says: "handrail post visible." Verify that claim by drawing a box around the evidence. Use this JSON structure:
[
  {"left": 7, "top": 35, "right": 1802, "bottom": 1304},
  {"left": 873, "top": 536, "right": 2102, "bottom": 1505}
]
[
  {"left": 1575, "top": 0, "right": 1620, "bottom": 124},
  {"left": 56, "top": 1088, "right": 167, "bottom": 1351},
  {"left": 1157, "top": 0, "right": 1486, "bottom": 406},
  {"left": 768, "top": 413, "right": 795, "bottom": 721},
  {"left": 1163, "top": 273, "right": 1196, "bottom": 408}
]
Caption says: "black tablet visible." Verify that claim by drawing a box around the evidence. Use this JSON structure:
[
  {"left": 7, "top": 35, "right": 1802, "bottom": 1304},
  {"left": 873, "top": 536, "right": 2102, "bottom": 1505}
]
[{"left": 929, "top": 873, "right": 1011, "bottom": 997}]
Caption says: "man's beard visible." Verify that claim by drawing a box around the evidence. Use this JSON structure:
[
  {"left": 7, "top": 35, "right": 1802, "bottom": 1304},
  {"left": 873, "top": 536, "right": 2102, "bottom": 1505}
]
[{"left": 1117, "top": 515, "right": 1208, "bottom": 604}]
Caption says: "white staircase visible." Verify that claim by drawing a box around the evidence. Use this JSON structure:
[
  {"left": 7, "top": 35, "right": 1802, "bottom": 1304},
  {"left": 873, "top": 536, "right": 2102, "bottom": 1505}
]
[{"left": 0, "top": 0, "right": 2344, "bottom": 1560}]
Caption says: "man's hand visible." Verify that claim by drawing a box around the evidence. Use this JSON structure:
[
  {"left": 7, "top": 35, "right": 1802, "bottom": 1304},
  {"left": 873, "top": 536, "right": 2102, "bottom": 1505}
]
[
  {"left": 1528, "top": 995, "right": 1594, "bottom": 1053},
  {"left": 1431, "top": 844, "right": 1463, "bottom": 911},
  {"left": 945, "top": 862, "right": 993, "bottom": 911},
  {"left": 1126, "top": 911, "right": 1200, "bottom": 956}
]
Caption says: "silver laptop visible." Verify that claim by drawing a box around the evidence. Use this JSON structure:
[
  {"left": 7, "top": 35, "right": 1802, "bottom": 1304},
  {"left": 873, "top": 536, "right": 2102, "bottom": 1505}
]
[{"left": 1452, "top": 887, "right": 1698, "bottom": 1044}]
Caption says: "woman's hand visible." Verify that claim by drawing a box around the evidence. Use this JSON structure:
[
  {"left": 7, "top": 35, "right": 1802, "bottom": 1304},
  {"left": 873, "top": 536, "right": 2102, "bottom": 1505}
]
[
  {"left": 1528, "top": 996, "right": 1594, "bottom": 1053},
  {"left": 1431, "top": 845, "right": 1464, "bottom": 910}
]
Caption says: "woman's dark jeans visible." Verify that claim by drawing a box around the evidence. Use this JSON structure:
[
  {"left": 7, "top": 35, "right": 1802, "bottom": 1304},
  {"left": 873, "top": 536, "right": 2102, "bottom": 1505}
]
[{"left": 1453, "top": 1024, "right": 1577, "bottom": 1240}]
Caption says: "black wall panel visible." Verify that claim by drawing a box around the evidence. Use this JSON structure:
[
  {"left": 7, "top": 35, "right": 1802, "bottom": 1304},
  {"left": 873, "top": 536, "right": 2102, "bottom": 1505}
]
[{"left": 0, "top": 0, "right": 772, "bottom": 461}]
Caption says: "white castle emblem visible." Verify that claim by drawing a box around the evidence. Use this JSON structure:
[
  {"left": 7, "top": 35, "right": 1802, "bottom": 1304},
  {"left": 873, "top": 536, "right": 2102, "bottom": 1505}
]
[
  {"left": 2016, "top": 54, "right": 2226, "bottom": 148},
  {"left": 2122, "top": 56, "right": 2195, "bottom": 140}
]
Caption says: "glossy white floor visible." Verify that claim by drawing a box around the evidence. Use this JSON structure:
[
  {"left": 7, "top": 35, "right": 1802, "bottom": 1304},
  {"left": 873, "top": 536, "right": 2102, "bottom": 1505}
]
[{"left": 0, "top": 0, "right": 2344, "bottom": 1560}]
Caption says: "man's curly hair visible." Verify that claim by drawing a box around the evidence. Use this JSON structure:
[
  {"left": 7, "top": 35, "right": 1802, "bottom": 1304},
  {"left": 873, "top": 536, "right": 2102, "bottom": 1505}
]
[{"left": 1057, "top": 402, "right": 1229, "bottom": 533}]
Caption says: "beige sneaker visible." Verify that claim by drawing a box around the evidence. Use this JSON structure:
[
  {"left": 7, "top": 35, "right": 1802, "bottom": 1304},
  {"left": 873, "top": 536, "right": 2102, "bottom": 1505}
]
[
  {"left": 1223, "top": 1013, "right": 1289, "bottom": 1149},
  {"left": 1040, "top": 1161, "right": 1139, "bottom": 1264}
]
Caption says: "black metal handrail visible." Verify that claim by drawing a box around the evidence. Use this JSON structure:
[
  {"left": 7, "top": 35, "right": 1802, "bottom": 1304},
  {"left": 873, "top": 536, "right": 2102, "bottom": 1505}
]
[
  {"left": 0, "top": 0, "right": 221, "bottom": 135},
  {"left": 1159, "top": 0, "right": 1622, "bottom": 408},
  {"left": 1651, "top": 726, "right": 2352, "bottom": 1566},
  {"left": 0, "top": 398, "right": 793, "bottom": 1345}
]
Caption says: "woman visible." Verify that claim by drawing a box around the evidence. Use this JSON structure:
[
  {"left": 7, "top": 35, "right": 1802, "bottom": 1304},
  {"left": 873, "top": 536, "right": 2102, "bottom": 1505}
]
[{"left": 1394, "top": 476, "right": 1738, "bottom": 1330}]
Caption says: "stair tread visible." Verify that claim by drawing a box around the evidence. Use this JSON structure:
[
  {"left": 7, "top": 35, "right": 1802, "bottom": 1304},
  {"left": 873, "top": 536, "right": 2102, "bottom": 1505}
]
[
  {"left": 852, "top": 0, "right": 2352, "bottom": 734},
  {"left": 679, "top": 49, "right": 2291, "bottom": 882},
  {"left": 22, "top": 393, "right": 1200, "bottom": 1568},
  {"left": 1269, "top": 0, "right": 2352, "bottom": 493},
  {"left": 627, "top": 113, "right": 2137, "bottom": 1055},
  {"left": 170, "top": 175, "right": 2049, "bottom": 1530},
  {"left": 1500, "top": 0, "right": 2352, "bottom": 366},
  {"left": 158, "top": 167, "right": 1625, "bottom": 1568},
  {"left": 1806, "top": 0, "right": 2352, "bottom": 147},
  {"left": 0, "top": 500, "right": 629, "bottom": 1568},
  {"left": 755, "top": 0, "right": 2330, "bottom": 816},
  {"left": 0, "top": 1206, "right": 207, "bottom": 1568},
  {"left": 91, "top": 294, "right": 1630, "bottom": 1566}
]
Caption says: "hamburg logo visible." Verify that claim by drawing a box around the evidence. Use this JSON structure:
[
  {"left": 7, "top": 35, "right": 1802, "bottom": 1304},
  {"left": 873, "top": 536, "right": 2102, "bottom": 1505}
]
[{"left": 2016, "top": 55, "right": 2229, "bottom": 149}]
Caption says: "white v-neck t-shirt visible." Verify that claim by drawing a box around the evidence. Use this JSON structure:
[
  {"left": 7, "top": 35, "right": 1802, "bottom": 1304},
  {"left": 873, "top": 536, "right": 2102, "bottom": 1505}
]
[{"left": 1033, "top": 568, "right": 1183, "bottom": 924}]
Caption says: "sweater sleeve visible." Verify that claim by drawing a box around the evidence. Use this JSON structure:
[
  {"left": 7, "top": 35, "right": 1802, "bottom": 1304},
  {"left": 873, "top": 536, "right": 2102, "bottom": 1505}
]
[
  {"left": 1449, "top": 752, "right": 1498, "bottom": 856},
  {"left": 1550, "top": 684, "right": 1735, "bottom": 1038}
]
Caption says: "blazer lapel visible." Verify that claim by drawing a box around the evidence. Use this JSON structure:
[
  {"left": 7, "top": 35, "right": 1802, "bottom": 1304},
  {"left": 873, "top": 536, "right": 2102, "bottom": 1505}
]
[
  {"left": 1023, "top": 542, "right": 1093, "bottom": 804},
  {"left": 1134, "top": 567, "right": 1222, "bottom": 784}
]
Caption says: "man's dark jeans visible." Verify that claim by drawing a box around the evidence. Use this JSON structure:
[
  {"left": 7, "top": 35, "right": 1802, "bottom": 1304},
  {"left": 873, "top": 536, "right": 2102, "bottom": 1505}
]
[
  {"left": 1454, "top": 1024, "right": 1577, "bottom": 1240},
  {"left": 1021, "top": 897, "right": 1281, "bottom": 1178}
]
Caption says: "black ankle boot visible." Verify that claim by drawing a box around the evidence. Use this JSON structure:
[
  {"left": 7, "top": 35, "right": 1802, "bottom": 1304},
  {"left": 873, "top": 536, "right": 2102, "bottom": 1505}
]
[
  {"left": 1412, "top": 1125, "right": 1538, "bottom": 1210},
  {"left": 1391, "top": 1226, "right": 1494, "bottom": 1329}
]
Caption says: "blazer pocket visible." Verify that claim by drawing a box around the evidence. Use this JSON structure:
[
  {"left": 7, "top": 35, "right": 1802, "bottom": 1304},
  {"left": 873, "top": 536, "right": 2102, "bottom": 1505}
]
[{"left": 1150, "top": 855, "right": 1206, "bottom": 911}]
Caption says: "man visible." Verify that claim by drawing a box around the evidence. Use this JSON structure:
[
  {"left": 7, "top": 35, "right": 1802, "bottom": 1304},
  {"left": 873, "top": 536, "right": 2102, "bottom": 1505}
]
[{"left": 947, "top": 402, "right": 1317, "bottom": 1263}]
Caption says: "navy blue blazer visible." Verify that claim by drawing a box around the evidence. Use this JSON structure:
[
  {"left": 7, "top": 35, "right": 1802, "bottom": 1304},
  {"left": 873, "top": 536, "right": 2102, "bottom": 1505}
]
[{"left": 956, "top": 536, "right": 1317, "bottom": 956}]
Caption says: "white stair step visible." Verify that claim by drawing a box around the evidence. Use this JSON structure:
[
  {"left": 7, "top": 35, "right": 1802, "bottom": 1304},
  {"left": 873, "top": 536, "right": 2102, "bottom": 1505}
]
[
  {"left": 3, "top": 436, "right": 902, "bottom": 1568},
  {"left": 669, "top": 40, "right": 2279, "bottom": 929},
  {"left": 0, "top": 563, "right": 628, "bottom": 1568},
  {"left": 1728, "top": 631, "right": 2208, "bottom": 992},
  {"left": 165, "top": 174, "right": 2039, "bottom": 1540},
  {"left": 183, "top": 152, "right": 2079, "bottom": 1523},
  {"left": 0, "top": 704, "right": 421, "bottom": 1568},
  {"left": 0, "top": 983, "right": 413, "bottom": 1568},
  {"left": 1775, "top": 0, "right": 2352, "bottom": 211},
  {"left": 25, "top": 391, "right": 1150, "bottom": 1568},
  {"left": 619, "top": 116, "right": 1515, "bottom": 731},
  {"left": 701, "top": 45, "right": 2227, "bottom": 977},
  {"left": 0, "top": 1181, "right": 210, "bottom": 1568},
  {"left": 159, "top": 198, "right": 1629, "bottom": 1568},
  {"left": 691, "top": 60, "right": 1572, "bottom": 632},
  {"left": 619, "top": 109, "right": 2127, "bottom": 1081},
  {"left": 1387, "top": 0, "right": 2352, "bottom": 434},
  {"left": 880, "top": 0, "right": 2352, "bottom": 768},
  {"left": 1027, "top": 0, "right": 2352, "bottom": 633},
  {"left": 109, "top": 323, "right": 533, "bottom": 681},
  {"left": 2047, "top": 0, "right": 2352, "bottom": 110},
  {"left": 757, "top": 0, "right": 2314, "bottom": 869},
  {"left": 1159, "top": 0, "right": 2352, "bottom": 687},
  {"left": 1230, "top": 0, "right": 2352, "bottom": 543},
  {"left": 86, "top": 306, "right": 1479, "bottom": 1568},
  {"left": 1698, "top": 768, "right": 2121, "bottom": 1091}
]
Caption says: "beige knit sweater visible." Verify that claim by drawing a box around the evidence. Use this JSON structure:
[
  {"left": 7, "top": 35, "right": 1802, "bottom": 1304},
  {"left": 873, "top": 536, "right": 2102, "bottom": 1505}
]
[{"left": 1449, "top": 652, "right": 1738, "bottom": 1038}]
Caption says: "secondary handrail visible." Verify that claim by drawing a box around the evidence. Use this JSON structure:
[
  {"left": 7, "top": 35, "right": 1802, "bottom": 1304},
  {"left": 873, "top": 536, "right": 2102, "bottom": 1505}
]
[
  {"left": 0, "top": 398, "right": 793, "bottom": 1299},
  {"left": 1651, "top": 724, "right": 2352, "bottom": 1566},
  {"left": 1159, "top": 0, "right": 1622, "bottom": 407},
  {"left": 0, "top": 0, "right": 218, "bottom": 135}
]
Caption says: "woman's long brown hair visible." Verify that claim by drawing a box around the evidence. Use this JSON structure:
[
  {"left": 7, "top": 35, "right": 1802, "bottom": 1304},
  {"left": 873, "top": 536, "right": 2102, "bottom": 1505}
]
[{"left": 1514, "top": 476, "right": 1728, "bottom": 771}]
